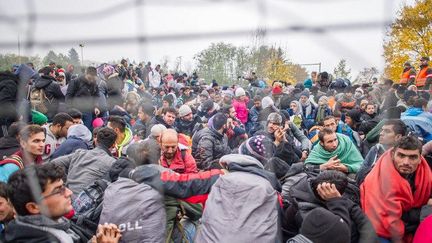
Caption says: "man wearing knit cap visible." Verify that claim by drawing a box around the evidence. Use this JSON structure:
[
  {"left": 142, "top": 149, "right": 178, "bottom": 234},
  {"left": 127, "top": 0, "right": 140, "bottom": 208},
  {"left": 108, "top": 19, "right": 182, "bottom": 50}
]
[
  {"left": 176, "top": 104, "right": 202, "bottom": 137},
  {"left": 196, "top": 135, "right": 282, "bottom": 242}
]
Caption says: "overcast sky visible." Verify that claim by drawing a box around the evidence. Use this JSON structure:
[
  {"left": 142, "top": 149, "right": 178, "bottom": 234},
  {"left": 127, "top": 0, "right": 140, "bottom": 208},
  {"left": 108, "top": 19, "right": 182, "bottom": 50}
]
[{"left": 0, "top": 0, "right": 414, "bottom": 76}]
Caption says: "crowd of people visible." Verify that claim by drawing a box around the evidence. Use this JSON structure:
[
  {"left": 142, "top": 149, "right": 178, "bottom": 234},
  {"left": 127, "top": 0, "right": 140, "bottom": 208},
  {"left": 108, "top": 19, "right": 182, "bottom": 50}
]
[{"left": 0, "top": 56, "right": 431, "bottom": 243}]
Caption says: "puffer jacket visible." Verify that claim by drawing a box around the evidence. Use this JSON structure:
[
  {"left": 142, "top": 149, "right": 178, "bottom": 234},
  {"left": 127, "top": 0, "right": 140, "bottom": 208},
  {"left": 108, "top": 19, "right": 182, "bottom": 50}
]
[
  {"left": 232, "top": 98, "right": 249, "bottom": 124},
  {"left": 175, "top": 115, "right": 202, "bottom": 137},
  {"left": 34, "top": 75, "right": 65, "bottom": 120},
  {"left": 192, "top": 127, "right": 231, "bottom": 170},
  {"left": 195, "top": 154, "right": 282, "bottom": 243}
]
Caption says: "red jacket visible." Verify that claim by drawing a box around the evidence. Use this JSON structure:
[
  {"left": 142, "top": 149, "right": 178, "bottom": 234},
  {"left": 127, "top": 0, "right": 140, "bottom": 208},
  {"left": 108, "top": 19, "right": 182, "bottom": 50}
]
[
  {"left": 160, "top": 148, "right": 198, "bottom": 174},
  {"left": 361, "top": 149, "right": 432, "bottom": 242}
]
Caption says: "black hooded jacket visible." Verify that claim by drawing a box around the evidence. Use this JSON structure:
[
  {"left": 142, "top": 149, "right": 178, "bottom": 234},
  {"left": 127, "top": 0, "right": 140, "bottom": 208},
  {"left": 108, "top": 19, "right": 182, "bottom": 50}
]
[
  {"left": 0, "top": 72, "right": 18, "bottom": 125},
  {"left": 34, "top": 75, "right": 65, "bottom": 119}
]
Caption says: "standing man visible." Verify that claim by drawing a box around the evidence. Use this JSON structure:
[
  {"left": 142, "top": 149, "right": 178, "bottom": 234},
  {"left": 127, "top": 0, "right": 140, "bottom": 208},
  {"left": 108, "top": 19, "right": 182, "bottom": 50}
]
[
  {"left": 149, "top": 64, "right": 161, "bottom": 88},
  {"left": 65, "top": 66, "right": 100, "bottom": 130},
  {"left": 399, "top": 62, "right": 416, "bottom": 87},
  {"left": 415, "top": 56, "right": 432, "bottom": 91}
]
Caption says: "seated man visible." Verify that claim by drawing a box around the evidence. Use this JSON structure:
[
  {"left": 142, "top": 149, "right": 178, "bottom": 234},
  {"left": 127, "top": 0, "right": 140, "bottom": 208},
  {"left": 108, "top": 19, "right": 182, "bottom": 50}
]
[
  {"left": 283, "top": 170, "right": 377, "bottom": 242},
  {"left": 305, "top": 128, "right": 363, "bottom": 174},
  {"left": 361, "top": 136, "right": 432, "bottom": 243},
  {"left": 255, "top": 112, "right": 302, "bottom": 166},
  {"left": 322, "top": 115, "right": 360, "bottom": 147},
  {"left": 356, "top": 119, "right": 407, "bottom": 185},
  {"left": 42, "top": 113, "right": 74, "bottom": 161},
  {"left": 0, "top": 125, "right": 45, "bottom": 182},
  {"left": 196, "top": 135, "right": 282, "bottom": 242},
  {"left": 175, "top": 104, "right": 202, "bottom": 138},
  {"left": 192, "top": 113, "right": 231, "bottom": 170},
  {"left": 2, "top": 163, "right": 120, "bottom": 242},
  {"left": 159, "top": 129, "right": 198, "bottom": 173},
  {"left": 51, "top": 127, "right": 117, "bottom": 195}
]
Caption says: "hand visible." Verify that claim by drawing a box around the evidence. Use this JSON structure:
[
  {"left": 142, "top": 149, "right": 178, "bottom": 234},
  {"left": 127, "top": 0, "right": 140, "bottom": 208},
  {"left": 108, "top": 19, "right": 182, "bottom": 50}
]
[
  {"left": 320, "top": 156, "right": 340, "bottom": 170},
  {"left": 332, "top": 163, "right": 349, "bottom": 173},
  {"left": 301, "top": 151, "right": 308, "bottom": 161},
  {"left": 427, "top": 198, "right": 432, "bottom": 205},
  {"left": 274, "top": 128, "right": 285, "bottom": 144},
  {"left": 317, "top": 182, "right": 342, "bottom": 201},
  {"left": 95, "top": 107, "right": 101, "bottom": 116},
  {"left": 91, "top": 223, "right": 121, "bottom": 243}
]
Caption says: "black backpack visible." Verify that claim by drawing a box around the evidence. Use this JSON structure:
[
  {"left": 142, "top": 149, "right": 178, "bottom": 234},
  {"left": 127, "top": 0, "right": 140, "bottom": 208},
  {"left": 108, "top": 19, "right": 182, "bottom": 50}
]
[{"left": 71, "top": 179, "right": 109, "bottom": 235}]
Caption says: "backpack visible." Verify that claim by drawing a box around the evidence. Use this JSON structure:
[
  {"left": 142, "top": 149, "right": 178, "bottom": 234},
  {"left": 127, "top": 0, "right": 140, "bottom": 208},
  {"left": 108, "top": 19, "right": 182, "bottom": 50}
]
[
  {"left": 29, "top": 86, "right": 50, "bottom": 114},
  {"left": 71, "top": 179, "right": 109, "bottom": 235}
]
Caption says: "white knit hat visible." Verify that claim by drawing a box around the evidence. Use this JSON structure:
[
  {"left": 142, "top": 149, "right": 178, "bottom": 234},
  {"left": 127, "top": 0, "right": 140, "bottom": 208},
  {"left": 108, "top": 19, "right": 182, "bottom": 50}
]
[
  {"left": 151, "top": 124, "right": 167, "bottom": 137},
  {"left": 235, "top": 87, "right": 246, "bottom": 97},
  {"left": 261, "top": 96, "right": 274, "bottom": 109},
  {"left": 178, "top": 105, "right": 192, "bottom": 117}
]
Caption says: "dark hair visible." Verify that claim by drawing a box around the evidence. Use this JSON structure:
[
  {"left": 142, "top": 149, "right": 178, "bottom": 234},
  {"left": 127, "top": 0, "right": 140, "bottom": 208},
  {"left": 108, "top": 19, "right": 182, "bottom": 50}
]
[
  {"left": 126, "top": 143, "right": 152, "bottom": 166},
  {"left": 8, "top": 163, "right": 65, "bottom": 216},
  {"left": 212, "top": 113, "right": 228, "bottom": 130},
  {"left": 318, "top": 127, "right": 335, "bottom": 143},
  {"left": 253, "top": 95, "right": 262, "bottom": 102},
  {"left": 0, "top": 182, "right": 8, "bottom": 199},
  {"left": 221, "top": 105, "right": 234, "bottom": 115},
  {"left": 323, "top": 115, "right": 336, "bottom": 123},
  {"left": 19, "top": 125, "right": 45, "bottom": 141},
  {"left": 139, "top": 101, "right": 155, "bottom": 116},
  {"left": 67, "top": 108, "right": 82, "bottom": 119},
  {"left": 85, "top": 66, "right": 97, "bottom": 76},
  {"left": 162, "top": 107, "right": 177, "bottom": 115},
  {"left": 393, "top": 136, "right": 422, "bottom": 154},
  {"left": 7, "top": 121, "right": 26, "bottom": 138},
  {"left": 413, "top": 98, "right": 427, "bottom": 109},
  {"left": 52, "top": 113, "right": 73, "bottom": 127},
  {"left": 108, "top": 116, "right": 127, "bottom": 133},
  {"left": 383, "top": 119, "right": 407, "bottom": 136},
  {"left": 311, "top": 170, "right": 348, "bottom": 200},
  {"left": 121, "top": 59, "right": 127, "bottom": 65},
  {"left": 96, "top": 127, "right": 117, "bottom": 149},
  {"left": 38, "top": 66, "right": 54, "bottom": 76}
]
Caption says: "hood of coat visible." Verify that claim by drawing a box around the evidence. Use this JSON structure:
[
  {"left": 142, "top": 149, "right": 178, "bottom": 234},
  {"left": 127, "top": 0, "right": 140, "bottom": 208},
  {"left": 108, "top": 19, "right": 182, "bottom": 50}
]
[
  {"left": 35, "top": 75, "right": 56, "bottom": 89},
  {"left": 219, "top": 154, "right": 264, "bottom": 169},
  {"left": 67, "top": 124, "right": 92, "bottom": 143}
]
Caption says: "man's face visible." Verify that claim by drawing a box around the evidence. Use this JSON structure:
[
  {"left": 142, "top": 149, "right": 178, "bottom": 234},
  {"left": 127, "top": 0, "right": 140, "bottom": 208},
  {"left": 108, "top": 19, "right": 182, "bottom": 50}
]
[
  {"left": 214, "top": 94, "right": 222, "bottom": 103},
  {"left": 21, "top": 132, "right": 45, "bottom": 156},
  {"left": 300, "top": 96, "right": 308, "bottom": 104},
  {"left": 161, "top": 138, "right": 178, "bottom": 160},
  {"left": 107, "top": 122, "right": 122, "bottom": 138},
  {"left": 56, "top": 121, "right": 73, "bottom": 138},
  {"left": 366, "top": 105, "right": 375, "bottom": 115},
  {"left": 323, "top": 118, "right": 337, "bottom": 132},
  {"left": 182, "top": 113, "right": 193, "bottom": 122},
  {"left": 392, "top": 148, "right": 421, "bottom": 176},
  {"left": 379, "top": 125, "right": 401, "bottom": 146},
  {"left": 162, "top": 100, "right": 170, "bottom": 108},
  {"left": 199, "top": 95, "right": 208, "bottom": 103},
  {"left": 421, "top": 59, "right": 428, "bottom": 66},
  {"left": 0, "top": 197, "right": 14, "bottom": 222},
  {"left": 345, "top": 92, "right": 353, "bottom": 98},
  {"left": 184, "top": 89, "right": 191, "bottom": 96},
  {"left": 321, "top": 133, "right": 338, "bottom": 152},
  {"left": 345, "top": 116, "right": 353, "bottom": 127},
  {"left": 40, "top": 179, "right": 73, "bottom": 219},
  {"left": 254, "top": 100, "right": 261, "bottom": 109},
  {"left": 72, "top": 118, "right": 82, "bottom": 125},
  {"left": 85, "top": 74, "right": 97, "bottom": 84},
  {"left": 267, "top": 121, "right": 281, "bottom": 134},
  {"left": 163, "top": 112, "right": 176, "bottom": 126},
  {"left": 137, "top": 107, "right": 149, "bottom": 122},
  {"left": 228, "top": 108, "right": 237, "bottom": 119},
  {"left": 360, "top": 102, "right": 368, "bottom": 111}
]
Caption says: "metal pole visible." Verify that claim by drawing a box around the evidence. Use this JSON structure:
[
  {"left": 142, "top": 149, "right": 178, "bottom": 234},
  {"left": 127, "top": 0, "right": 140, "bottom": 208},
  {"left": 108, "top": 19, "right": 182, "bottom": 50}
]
[{"left": 79, "top": 43, "right": 84, "bottom": 67}]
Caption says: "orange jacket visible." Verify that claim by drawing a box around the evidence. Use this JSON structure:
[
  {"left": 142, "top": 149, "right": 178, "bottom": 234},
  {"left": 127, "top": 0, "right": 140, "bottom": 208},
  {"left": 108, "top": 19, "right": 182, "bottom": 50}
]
[
  {"left": 415, "top": 66, "right": 432, "bottom": 87},
  {"left": 400, "top": 68, "right": 416, "bottom": 85}
]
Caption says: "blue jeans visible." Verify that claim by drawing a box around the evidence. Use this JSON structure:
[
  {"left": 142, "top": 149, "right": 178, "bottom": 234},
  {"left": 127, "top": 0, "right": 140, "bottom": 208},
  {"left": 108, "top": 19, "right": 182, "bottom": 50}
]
[{"left": 82, "top": 111, "right": 94, "bottom": 131}]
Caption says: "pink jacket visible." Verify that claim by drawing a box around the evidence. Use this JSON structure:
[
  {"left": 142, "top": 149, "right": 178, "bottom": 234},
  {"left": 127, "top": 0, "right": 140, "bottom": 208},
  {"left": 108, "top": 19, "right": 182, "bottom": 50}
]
[{"left": 232, "top": 98, "right": 249, "bottom": 124}]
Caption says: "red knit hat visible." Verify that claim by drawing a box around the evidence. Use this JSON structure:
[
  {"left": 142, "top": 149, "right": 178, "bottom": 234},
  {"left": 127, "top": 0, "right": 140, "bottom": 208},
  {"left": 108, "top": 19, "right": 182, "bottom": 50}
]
[{"left": 272, "top": 86, "right": 282, "bottom": 95}]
